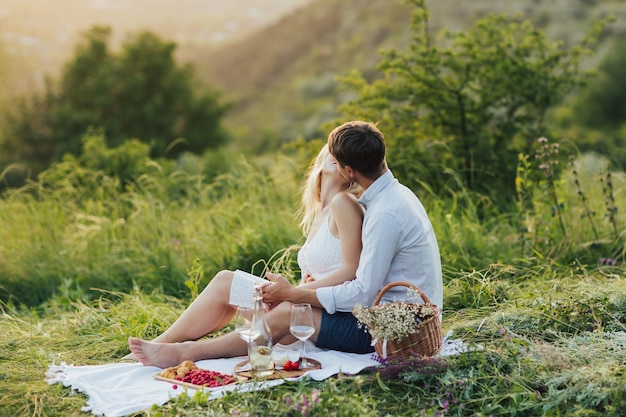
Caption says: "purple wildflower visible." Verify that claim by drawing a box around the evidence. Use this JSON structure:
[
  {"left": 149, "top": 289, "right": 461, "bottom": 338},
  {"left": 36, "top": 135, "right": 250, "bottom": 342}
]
[{"left": 311, "top": 389, "right": 320, "bottom": 404}]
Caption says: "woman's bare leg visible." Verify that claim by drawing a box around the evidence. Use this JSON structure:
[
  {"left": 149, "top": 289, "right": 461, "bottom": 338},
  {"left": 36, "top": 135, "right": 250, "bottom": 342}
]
[
  {"left": 128, "top": 331, "right": 248, "bottom": 367},
  {"left": 122, "top": 270, "right": 237, "bottom": 360},
  {"left": 152, "top": 270, "right": 237, "bottom": 343}
]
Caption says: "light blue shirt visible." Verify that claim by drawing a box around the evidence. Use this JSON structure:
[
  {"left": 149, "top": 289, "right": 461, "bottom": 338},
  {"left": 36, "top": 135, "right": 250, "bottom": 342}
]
[{"left": 316, "top": 170, "right": 443, "bottom": 314}]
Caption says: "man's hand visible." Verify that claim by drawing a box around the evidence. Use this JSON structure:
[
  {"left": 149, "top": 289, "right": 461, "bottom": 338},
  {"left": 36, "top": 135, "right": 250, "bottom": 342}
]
[
  {"left": 262, "top": 272, "right": 294, "bottom": 306},
  {"left": 263, "top": 271, "right": 324, "bottom": 309}
]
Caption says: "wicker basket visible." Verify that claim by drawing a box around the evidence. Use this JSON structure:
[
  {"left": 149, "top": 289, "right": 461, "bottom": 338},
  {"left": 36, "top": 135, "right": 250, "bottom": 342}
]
[{"left": 370, "top": 281, "right": 442, "bottom": 360}]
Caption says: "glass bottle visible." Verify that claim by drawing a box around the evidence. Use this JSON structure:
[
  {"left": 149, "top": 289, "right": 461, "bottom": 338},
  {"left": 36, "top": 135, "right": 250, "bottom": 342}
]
[{"left": 249, "top": 284, "right": 274, "bottom": 377}]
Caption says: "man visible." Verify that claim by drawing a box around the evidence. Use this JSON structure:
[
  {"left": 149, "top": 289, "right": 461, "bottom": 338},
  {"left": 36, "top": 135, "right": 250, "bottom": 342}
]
[{"left": 128, "top": 121, "right": 442, "bottom": 366}]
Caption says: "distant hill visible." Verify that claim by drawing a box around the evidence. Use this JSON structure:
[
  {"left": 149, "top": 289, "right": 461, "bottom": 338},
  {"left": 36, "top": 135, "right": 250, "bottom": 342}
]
[
  {"left": 198, "top": 0, "right": 414, "bottom": 147},
  {"left": 197, "top": 0, "right": 626, "bottom": 149}
]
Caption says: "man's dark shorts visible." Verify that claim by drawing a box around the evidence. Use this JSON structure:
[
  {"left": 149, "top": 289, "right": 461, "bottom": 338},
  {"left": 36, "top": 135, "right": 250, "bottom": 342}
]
[{"left": 316, "top": 310, "right": 374, "bottom": 354}]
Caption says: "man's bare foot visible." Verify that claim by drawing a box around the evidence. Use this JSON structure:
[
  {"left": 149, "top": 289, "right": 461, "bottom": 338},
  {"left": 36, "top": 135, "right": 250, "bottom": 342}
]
[{"left": 128, "top": 337, "right": 190, "bottom": 368}]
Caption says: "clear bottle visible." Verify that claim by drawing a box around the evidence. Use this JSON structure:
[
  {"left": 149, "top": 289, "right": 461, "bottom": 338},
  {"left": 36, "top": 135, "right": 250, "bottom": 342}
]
[{"left": 249, "top": 284, "right": 274, "bottom": 377}]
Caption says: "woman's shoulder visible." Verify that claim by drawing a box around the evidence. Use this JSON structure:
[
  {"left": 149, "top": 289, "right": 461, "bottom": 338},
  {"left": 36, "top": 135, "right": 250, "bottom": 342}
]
[
  {"left": 331, "top": 190, "right": 359, "bottom": 205},
  {"left": 331, "top": 191, "right": 363, "bottom": 215}
]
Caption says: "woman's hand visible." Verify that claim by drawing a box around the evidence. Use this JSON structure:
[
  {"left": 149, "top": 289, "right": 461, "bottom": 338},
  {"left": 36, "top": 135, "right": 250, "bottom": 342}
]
[{"left": 302, "top": 273, "right": 315, "bottom": 284}]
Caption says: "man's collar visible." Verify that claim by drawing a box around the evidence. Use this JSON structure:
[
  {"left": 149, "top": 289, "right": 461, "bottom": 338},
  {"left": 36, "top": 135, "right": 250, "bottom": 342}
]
[{"left": 359, "top": 170, "right": 394, "bottom": 209}]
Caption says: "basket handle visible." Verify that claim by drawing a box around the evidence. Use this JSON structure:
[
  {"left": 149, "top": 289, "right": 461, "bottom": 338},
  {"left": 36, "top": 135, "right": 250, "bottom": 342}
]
[{"left": 373, "top": 281, "right": 432, "bottom": 307}]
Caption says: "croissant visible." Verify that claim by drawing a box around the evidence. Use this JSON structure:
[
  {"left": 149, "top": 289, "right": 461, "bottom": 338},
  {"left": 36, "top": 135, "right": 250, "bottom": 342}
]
[{"left": 159, "top": 360, "right": 199, "bottom": 379}]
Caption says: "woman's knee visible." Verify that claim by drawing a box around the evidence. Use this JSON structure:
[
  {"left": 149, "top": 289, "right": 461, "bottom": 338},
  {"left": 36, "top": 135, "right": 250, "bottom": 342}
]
[
  {"left": 201, "top": 270, "right": 234, "bottom": 295},
  {"left": 214, "top": 270, "right": 234, "bottom": 283}
]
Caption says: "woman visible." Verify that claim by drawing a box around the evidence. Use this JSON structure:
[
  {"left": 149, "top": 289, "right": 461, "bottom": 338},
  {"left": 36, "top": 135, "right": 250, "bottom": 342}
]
[{"left": 126, "top": 145, "right": 363, "bottom": 362}]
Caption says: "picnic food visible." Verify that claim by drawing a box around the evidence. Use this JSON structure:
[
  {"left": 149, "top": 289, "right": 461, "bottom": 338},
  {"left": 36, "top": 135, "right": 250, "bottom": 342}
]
[
  {"left": 177, "top": 369, "right": 237, "bottom": 387},
  {"left": 158, "top": 360, "right": 236, "bottom": 387},
  {"left": 158, "top": 360, "right": 199, "bottom": 380},
  {"left": 159, "top": 361, "right": 236, "bottom": 388}
]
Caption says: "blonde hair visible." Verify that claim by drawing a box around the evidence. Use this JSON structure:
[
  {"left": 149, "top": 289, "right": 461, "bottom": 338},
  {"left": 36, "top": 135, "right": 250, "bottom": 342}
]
[{"left": 298, "top": 145, "right": 361, "bottom": 236}]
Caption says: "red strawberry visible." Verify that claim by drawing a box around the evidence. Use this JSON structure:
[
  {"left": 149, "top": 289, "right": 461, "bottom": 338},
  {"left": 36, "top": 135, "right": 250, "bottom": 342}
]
[{"left": 283, "top": 360, "right": 300, "bottom": 371}]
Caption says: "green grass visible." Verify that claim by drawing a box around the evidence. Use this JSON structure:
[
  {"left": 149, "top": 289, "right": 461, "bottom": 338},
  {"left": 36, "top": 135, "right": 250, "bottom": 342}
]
[
  {"left": 1, "top": 144, "right": 625, "bottom": 416},
  {"left": 2, "top": 270, "right": 624, "bottom": 416}
]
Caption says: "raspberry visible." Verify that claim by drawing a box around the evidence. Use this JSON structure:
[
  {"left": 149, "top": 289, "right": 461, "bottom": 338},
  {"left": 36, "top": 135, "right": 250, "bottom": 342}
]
[{"left": 176, "top": 369, "right": 235, "bottom": 387}]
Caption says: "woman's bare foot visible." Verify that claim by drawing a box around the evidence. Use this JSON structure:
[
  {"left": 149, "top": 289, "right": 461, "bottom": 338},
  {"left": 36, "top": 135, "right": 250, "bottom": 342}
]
[{"left": 128, "top": 337, "right": 190, "bottom": 368}]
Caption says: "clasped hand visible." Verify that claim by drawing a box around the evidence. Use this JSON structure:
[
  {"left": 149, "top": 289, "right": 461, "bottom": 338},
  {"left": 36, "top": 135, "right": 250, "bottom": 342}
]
[{"left": 261, "top": 272, "right": 294, "bottom": 308}]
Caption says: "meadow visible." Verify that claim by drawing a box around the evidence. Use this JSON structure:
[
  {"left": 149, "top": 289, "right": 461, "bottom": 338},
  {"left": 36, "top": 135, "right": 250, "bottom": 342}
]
[{"left": 1, "top": 134, "right": 625, "bottom": 416}]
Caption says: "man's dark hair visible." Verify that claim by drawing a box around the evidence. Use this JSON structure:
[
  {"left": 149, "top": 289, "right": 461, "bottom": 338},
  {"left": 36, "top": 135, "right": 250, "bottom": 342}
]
[{"left": 328, "top": 121, "right": 386, "bottom": 178}]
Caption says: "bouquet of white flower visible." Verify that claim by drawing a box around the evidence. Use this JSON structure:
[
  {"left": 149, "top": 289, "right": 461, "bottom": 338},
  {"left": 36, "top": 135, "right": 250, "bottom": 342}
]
[{"left": 353, "top": 281, "right": 442, "bottom": 359}]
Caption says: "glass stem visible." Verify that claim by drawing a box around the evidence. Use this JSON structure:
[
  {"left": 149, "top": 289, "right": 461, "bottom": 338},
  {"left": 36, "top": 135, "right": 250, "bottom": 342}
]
[{"left": 301, "top": 340, "right": 308, "bottom": 368}]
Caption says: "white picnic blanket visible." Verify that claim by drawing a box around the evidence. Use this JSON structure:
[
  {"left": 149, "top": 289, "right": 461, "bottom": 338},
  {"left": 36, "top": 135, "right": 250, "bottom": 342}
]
[{"left": 46, "top": 333, "right": 468, "bottom": 417}]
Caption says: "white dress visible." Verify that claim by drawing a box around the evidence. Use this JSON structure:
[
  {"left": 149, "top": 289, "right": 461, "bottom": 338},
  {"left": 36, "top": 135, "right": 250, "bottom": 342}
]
[{"left": 297, "top": 212, "right": 344, "bottom": 280}]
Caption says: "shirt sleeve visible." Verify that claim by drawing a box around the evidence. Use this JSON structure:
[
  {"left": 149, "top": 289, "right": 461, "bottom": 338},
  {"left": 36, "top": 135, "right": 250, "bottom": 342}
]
[{"left": 316, "top": 212, "right": 402, "bottom": 313}]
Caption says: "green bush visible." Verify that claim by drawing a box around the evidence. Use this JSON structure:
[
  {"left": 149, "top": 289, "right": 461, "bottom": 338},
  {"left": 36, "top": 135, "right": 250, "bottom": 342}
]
[
  {"left": 2, "top": 25, "right": 230, "bottom": 184},
  {"left": 336, "top": 0, "right": 609, "bottom": 208}
]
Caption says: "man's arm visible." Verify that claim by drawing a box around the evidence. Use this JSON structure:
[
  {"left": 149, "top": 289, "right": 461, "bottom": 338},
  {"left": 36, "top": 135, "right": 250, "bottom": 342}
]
[{"left": 316, "top": 212, "right": 402, "bottom": 313}]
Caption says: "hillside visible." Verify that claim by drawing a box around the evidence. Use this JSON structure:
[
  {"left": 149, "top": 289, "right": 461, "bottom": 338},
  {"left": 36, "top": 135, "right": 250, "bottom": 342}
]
[
  {"left": 199, "top": 0, "right": 414, "bottom": 147},
  {"left": 198, "top": 0, "right": 626, "bottom": 148}
]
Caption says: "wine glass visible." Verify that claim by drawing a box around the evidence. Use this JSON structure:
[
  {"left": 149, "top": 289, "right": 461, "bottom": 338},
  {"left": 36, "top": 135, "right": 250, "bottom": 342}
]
[
  {"left": 235, "top": 307, "right": 257, "bottom": 364},
  {"left": 290, "top": 303, "right": 315, "bottom": 368}
]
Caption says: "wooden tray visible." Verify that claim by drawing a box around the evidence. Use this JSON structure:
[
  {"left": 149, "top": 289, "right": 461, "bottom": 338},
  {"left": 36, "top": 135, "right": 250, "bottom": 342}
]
[
  {"left": 234, "top": 358, "right": 321, "bottom": 380},
  {"left": 153, "top": 372, "right": 242, "bottom": 390}
]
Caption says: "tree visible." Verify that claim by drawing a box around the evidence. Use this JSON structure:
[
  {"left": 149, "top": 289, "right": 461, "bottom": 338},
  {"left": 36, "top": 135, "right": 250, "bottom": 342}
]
[
  {"left": 337, "top": 0, "right": 607, "bottom": 206},
  {"left": 4, "top": 26, "right": 230, "bottom": 177}
]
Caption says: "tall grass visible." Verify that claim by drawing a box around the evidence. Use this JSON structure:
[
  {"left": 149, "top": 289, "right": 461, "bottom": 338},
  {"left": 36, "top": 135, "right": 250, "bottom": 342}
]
[{"left": 0, "top": 138, "right": 304, "bottom": 307}]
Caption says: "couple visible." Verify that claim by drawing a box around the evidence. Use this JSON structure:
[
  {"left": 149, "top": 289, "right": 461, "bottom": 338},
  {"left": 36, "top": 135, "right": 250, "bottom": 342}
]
[{"left": 128, "top": 121, "right": 443, "bottom": 367}]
